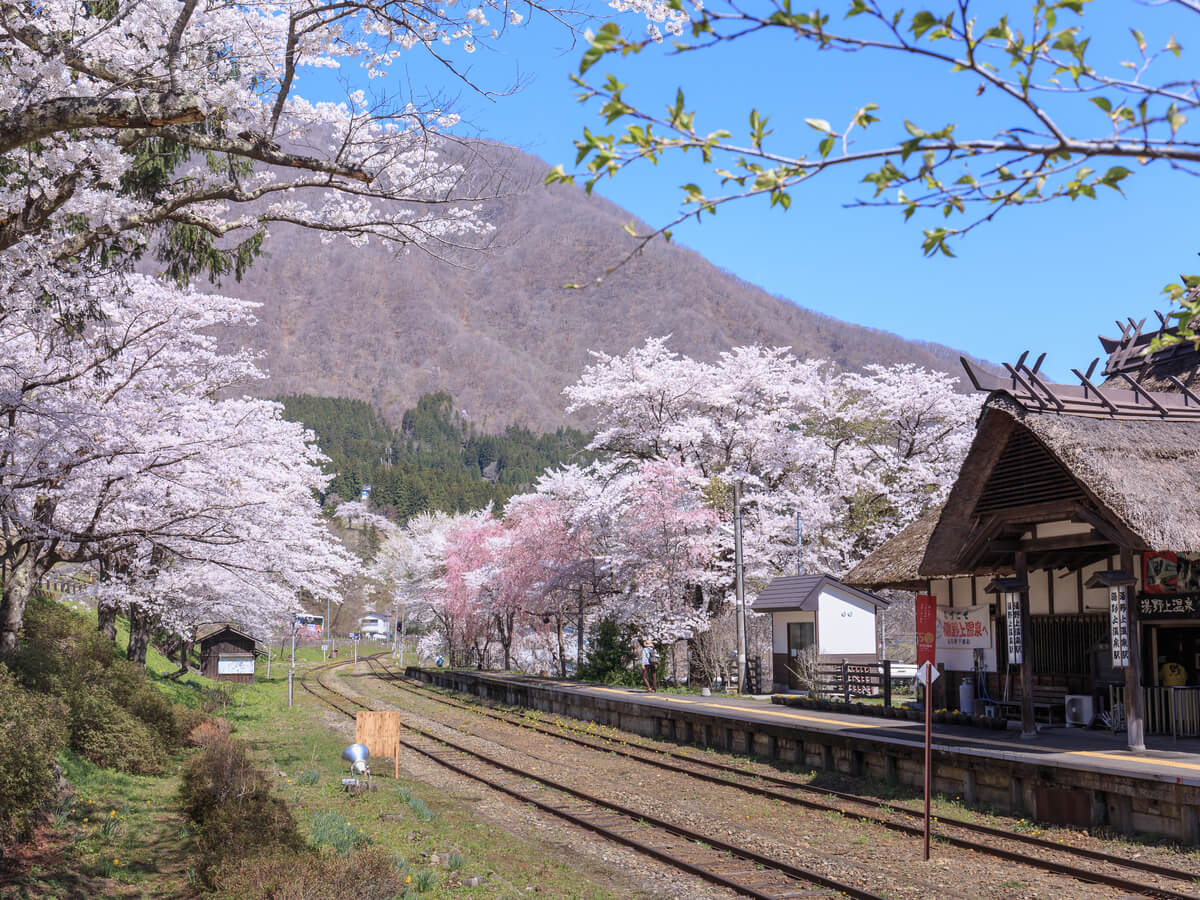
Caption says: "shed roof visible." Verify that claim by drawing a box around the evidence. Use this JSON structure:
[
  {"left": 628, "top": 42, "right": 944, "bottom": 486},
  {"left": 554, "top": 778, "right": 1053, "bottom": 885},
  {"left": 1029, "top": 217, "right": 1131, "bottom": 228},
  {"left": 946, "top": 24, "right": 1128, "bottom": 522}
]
[
  {"left": 196, "top": 624, "right": 263, "bottom": 647},
  {"left": 750, "top": 574, "right": 890, "bottom": 612}
]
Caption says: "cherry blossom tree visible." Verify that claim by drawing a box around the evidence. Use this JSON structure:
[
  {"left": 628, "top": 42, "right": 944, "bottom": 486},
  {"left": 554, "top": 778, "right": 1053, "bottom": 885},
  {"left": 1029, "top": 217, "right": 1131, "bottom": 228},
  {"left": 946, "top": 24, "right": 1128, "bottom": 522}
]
[
  {"left": 565, "top": 338, "right": 978, "bottom": 582},
  {"left": 496, "top": 490, "right": 605, "bottom": 674},
  {"left": 437, "top": 509, "right": 503, "bottom": 666},
  {"left": 0, "top": 273, "right": 356, "bottom": 656},
  {"left": 366, "top": 509, "right": 456, "bottom": 643}
]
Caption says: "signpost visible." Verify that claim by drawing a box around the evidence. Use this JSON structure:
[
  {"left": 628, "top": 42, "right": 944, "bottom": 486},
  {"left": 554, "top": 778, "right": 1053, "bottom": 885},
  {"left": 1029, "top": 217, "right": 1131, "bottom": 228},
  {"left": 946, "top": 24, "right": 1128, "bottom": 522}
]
[
  {"left": 1110, "top": 588, "right": 1131, "bottom": 668},
  {"left": 915, "top": 593, "right": 938, "bottom": 862},
  {"left": 1004, "top": 593, "right": 1024, "bottom": 664}
]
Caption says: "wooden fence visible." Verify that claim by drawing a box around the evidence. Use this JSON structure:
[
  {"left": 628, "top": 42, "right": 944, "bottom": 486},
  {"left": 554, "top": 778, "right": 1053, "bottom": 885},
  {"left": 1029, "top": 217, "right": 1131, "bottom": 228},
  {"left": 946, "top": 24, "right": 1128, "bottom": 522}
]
[{"left": 815, "top": 660, "right": 896, "bottom": 707}]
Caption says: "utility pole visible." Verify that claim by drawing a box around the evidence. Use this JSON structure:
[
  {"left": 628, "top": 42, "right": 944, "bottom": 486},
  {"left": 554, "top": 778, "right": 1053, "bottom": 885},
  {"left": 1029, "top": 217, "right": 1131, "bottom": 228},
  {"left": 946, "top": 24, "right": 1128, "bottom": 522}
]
[
  {"left": 327, "top": 595, "right": 334, "bottom": 656},
  {"left": 288, "top": 620, "right": 296, "bottom": 707},
  {"left": 734, "top": 482, "right": 747, "bottom": 694},
  {"left": 796, "top": 513, "right": 803, "bottom": 576}
]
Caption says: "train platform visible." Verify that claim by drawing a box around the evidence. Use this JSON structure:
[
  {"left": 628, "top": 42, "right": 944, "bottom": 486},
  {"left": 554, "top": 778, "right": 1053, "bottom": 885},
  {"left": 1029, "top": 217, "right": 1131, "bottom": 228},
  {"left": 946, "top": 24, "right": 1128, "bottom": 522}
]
[{"left": 406, "top": 667, "right": 1200, "bottom": 842}]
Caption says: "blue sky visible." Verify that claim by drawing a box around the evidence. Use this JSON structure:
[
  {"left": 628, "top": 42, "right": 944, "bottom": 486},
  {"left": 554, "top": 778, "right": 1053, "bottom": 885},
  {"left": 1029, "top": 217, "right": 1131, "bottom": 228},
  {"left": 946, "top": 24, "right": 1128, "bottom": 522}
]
[{"left": 300, "top": 2, "right": 1199, "bottom": 380}]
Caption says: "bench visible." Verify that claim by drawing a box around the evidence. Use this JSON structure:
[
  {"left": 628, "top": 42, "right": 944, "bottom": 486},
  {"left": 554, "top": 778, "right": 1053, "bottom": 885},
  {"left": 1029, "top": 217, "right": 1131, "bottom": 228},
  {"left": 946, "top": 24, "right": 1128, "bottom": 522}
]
[{"left": 999, "top": 686, "right": 1069, "bottom": 725}]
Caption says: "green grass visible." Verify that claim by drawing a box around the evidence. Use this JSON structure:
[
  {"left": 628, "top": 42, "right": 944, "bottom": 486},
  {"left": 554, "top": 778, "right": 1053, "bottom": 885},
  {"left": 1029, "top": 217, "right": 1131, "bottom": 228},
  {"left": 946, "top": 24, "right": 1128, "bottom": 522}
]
[
  {"left": 213, "top": 652, "right": 634, "bottom": 898},
  {"left": 11, "top": 611, "right": 632, "bottom": 899}
]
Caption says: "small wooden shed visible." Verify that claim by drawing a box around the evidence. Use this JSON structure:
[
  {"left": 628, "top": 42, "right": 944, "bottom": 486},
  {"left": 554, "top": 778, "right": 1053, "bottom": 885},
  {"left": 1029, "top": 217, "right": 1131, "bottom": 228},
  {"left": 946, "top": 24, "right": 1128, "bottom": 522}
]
[
  {"left": 751, "top": 574, "right": 889, "bottom": 692},
  {"left": 197, "top": 625, "right": 262, "bottom": 683}
]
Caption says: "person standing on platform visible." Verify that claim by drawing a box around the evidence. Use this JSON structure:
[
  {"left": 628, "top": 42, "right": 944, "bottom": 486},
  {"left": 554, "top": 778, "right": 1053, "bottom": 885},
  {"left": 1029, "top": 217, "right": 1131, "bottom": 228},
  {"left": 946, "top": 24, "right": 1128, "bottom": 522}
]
[{"left": 641, "top": 640, "right": 658, "bottom": 692}]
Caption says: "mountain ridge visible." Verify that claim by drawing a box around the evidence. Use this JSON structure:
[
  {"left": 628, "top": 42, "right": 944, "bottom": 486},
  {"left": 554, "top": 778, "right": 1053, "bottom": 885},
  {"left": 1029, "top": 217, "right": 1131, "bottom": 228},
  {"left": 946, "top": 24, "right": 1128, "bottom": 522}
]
[{"left": 216, "top": 142, "right": 983, "bottom": 432}]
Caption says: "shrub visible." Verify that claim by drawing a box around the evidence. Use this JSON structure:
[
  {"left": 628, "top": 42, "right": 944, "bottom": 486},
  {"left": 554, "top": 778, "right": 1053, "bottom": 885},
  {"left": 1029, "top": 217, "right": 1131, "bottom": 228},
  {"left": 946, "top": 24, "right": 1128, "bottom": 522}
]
[
  {"left": 208, "top": 845, "right": 411, "bottom": 900},
  {"left": 68, "top": 689, "right": 167, "bottom": 775},
  {"left": 0, "top": 666, "right": 68, "bottom": 848},
  {"left": 180, "top": 731, "right": 302, "bottom": 884},
  {"left": 9, "top": 595, "right": 188, "bottom": 770},
  {"left": 296, "top": 769, "right": 320, "bottom": 786},
  {"left": 576, "top": 616, "right": 636, "bottom": 684}
]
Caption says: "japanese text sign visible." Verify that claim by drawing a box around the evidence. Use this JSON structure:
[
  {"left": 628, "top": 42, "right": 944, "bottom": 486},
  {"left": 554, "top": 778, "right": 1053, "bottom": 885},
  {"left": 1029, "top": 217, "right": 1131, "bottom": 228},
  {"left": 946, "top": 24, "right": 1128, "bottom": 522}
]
[
  {"left": 938, "top": 605, "right": 992, "bottom": 649},
  {"left": 1110, "top": 587, "right": 1131, "bottom": 668},
  {"left": 916, "top": 593, "right": 937, "bottom": 668},
  {"left": 1004, "top": 594, "right": 1023, "bottom": 665}
]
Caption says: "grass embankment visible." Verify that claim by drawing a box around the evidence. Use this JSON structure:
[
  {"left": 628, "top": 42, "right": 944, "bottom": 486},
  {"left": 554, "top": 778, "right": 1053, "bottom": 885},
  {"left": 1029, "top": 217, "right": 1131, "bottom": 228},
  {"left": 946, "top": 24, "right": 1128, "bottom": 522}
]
[{"left": 5, "top": 614, "right": 623, "bottom": 900}]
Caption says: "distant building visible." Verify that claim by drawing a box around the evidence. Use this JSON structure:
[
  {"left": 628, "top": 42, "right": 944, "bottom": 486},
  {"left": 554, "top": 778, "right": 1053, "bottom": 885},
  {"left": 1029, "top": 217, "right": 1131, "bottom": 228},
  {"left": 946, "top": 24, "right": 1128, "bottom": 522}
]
[
  {"left": 359, "top": 611, "right": 391, "bottom": 641},
  {"left": 197, "top": 625, "right": 262, "bottom": 683}
]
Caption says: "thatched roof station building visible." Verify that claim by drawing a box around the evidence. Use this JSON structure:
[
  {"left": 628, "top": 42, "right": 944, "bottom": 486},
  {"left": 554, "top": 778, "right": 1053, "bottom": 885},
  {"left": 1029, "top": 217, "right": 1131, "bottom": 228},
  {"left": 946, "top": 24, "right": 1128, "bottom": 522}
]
[{"left": 846, "top": 315, "right": 1200, "bottom": 750}]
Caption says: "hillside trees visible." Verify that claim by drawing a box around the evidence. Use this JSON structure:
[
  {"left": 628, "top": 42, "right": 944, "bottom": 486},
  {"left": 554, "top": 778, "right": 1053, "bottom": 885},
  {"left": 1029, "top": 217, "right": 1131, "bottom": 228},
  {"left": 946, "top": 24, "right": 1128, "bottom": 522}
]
[
  {"left": 278, "top": 393, "right": 594, "bottom": 518},
  {"left": 556, "top": 0, "right": 1200, "bottom": 342}
]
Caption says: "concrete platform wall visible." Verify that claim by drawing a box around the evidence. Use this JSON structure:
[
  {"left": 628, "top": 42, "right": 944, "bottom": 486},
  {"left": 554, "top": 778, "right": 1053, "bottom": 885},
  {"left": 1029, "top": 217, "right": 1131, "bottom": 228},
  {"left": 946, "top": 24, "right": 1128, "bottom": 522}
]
[{"left": 407, "top": 667, "right": 1200, "bottom": 844}]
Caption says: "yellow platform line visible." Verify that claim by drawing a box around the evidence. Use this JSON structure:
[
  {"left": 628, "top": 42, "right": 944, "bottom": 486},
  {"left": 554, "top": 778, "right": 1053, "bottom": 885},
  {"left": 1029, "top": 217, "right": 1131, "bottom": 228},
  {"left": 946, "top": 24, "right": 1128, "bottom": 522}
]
[
  {"left": 555, "top": 684, "right": 1200, "bottom": 774},
  {"left": 1071, "top": 751, "right": 1200, "bottom": 772}
]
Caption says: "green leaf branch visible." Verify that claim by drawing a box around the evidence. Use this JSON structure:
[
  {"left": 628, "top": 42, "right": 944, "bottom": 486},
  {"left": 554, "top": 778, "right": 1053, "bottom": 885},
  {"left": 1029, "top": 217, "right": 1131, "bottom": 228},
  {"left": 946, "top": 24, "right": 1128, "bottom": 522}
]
[{"left": 553, "top": 0, "right": 1200, "bottom": 339}]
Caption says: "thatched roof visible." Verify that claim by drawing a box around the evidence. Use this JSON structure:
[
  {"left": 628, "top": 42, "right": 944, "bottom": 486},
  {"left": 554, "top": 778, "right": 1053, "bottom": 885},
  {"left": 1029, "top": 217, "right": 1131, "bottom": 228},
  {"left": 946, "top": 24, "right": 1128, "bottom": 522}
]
[
  {"left": 997, "top": 394, "right": 1200, "bottom": 552},
  {"left": 843, "top": 505, "right": 946, "bottom": 590},
  {"left": 844, "top": 392, "right": 1200, "bottom": 590}
]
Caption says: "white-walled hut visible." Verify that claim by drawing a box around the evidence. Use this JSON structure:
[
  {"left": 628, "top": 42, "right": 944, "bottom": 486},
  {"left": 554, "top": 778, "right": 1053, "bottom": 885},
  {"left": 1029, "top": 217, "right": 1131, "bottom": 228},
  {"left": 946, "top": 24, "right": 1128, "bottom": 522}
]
[
  {"left": 845, "top": 314, "right": 1200, "bottom": 749},
  {"left": 752, "top": 574, "right": 889, "bottom": 692}
]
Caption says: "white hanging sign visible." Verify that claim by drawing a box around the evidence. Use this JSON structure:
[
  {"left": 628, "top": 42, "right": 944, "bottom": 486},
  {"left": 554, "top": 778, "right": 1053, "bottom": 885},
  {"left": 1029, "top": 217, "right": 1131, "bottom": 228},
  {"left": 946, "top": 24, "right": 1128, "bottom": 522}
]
[
  {"left": 1110, "top": 587, "right": 1131, "bottom": 668},
  {"left": 1005, "top": 594, "right": 1023, "bottom": 665},
  {"left": 938, "top": 605, "right": 992, "bottom": 649}
]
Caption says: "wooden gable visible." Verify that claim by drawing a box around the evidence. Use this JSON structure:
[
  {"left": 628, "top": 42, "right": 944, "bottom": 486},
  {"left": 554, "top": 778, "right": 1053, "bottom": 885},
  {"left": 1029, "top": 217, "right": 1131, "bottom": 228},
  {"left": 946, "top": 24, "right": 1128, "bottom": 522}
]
[{"left": 973, "top": 427, "right": 1083, "bottom": 516}]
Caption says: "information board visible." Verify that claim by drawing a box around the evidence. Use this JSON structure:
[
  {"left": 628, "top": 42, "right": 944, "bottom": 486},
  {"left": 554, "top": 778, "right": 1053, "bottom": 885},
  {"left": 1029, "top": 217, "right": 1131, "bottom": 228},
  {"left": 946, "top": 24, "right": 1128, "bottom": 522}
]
[
  {"left": 938, "top": 605, "right": 992, "bottom": 649},
  {"left": 217, "top": 656, "right": 254, "bottom": 675}
]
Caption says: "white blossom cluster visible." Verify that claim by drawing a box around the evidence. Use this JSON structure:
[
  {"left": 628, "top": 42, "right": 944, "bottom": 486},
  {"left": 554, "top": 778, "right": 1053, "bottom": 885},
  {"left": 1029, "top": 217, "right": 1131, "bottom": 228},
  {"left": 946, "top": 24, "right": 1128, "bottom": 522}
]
[{"left": 607, "top": 0, "right": 699, "bottom": 41}]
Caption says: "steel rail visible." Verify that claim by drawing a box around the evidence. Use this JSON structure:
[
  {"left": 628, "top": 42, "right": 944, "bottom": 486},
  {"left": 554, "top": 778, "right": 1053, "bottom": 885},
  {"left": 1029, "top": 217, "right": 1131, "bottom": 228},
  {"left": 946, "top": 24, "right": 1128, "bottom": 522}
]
[
  {"left": 375, "top": 663, "right": 1200, "bottom": 900},
  {"left": 299, "top": 657, "right": 886, "bottom": 900}
]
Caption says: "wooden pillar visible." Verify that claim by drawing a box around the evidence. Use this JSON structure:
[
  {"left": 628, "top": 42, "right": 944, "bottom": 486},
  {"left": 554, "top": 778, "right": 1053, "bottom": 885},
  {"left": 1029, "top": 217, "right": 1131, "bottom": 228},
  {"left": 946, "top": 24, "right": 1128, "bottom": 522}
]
[
  {"left": 1016, "top": 552, "right": 1036, "bottom": 739},
  {"left": 1121, "top": 546, "right": 1146, "bottom": 751}
]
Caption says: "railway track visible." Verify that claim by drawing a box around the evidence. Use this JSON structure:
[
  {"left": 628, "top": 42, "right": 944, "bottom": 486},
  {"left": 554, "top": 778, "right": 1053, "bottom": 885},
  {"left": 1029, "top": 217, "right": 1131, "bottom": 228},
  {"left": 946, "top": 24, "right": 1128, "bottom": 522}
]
[
  {"left": 369, "top": 660, "right": 1200, "bottom": 900},
  {"left": 300, "top": 656, "right": 888, "bottom": 900}
]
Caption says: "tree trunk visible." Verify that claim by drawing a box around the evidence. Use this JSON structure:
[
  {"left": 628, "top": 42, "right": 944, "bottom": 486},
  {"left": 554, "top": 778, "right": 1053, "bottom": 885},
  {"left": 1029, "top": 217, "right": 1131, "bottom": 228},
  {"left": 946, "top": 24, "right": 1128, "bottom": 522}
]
[
  {"left": 496, "top": 612, "right": 512, "bottom": 671},
  {"left": 576, "top": 589, "right": 585, "bottom": 674},
  {"left": 170, "top": 634, "right": 192, "bottom": 678},
  {"left": 126, "top": 602, "right": 154, "bottom": 665},
  {"left": 97, "top": 598, "right": 118, "bottom": 641},
  {"left": 0, "top": 556, "right": 37, "bottom": 655}
]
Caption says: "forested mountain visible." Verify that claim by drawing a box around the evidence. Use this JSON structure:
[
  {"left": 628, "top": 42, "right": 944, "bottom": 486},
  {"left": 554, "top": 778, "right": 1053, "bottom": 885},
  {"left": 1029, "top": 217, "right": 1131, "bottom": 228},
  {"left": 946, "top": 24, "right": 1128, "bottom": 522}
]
[
  {"left": 217, "top": 142, "right": 982, "bottom": 433},
  {"left": 280, "top": 392, "right": 592, "bottom": 520}
]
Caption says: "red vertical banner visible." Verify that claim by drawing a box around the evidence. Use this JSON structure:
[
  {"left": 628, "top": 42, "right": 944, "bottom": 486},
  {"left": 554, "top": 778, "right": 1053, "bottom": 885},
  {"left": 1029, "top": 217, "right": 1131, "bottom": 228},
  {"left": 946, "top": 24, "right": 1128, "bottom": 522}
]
[{"left": 916, "top": 593, "right": 937, "bottom": 668}]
